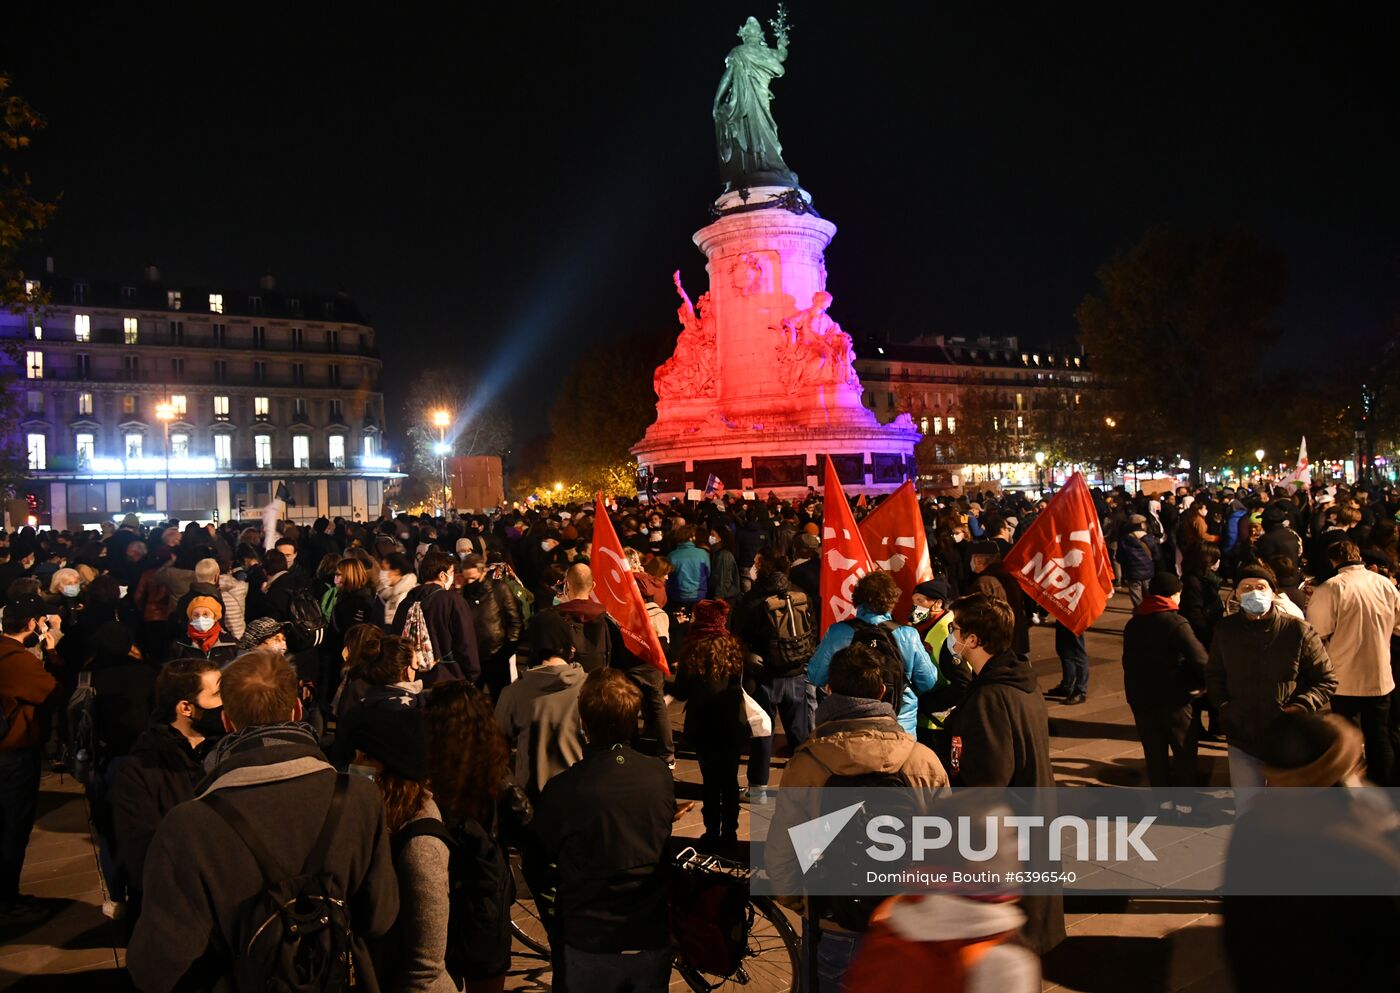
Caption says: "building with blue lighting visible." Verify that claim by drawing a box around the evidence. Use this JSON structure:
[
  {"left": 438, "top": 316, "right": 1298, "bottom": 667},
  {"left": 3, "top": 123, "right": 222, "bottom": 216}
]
[{"left": 3, "top": 261, "right": 403, "bottom": 529}]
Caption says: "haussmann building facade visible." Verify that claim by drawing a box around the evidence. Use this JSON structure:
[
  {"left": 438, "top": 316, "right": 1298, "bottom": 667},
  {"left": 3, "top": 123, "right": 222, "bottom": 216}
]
[{"left": 3, "top": 263, "right": 403, "bottom": 530}]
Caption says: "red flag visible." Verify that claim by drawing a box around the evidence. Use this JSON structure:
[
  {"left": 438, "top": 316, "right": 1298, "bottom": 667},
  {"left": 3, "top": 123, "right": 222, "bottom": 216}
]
[
  {"left": 1001, "top": 473, "right": 1113, "bottom": 636},
  {"left": 589, "top": 495, "right": 669, "bottom": 674},
  {"left": 819, "top": 456, "right": 875, "bottom": 635},
  {"left": 859, "top": 481, "right": 935, "bottom": 622},
  {"left": 855, "top": 493, "right": 868, "bottom": 509}
]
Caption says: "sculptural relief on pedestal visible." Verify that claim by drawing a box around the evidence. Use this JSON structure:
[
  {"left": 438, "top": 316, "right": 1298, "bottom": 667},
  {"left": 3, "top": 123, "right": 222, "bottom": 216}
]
[
  {"left": 654, "top": 271, "right": 717, "bottom": 401},
  {"left": 771, "top": 290, "right": 857, "bottom": 391}
]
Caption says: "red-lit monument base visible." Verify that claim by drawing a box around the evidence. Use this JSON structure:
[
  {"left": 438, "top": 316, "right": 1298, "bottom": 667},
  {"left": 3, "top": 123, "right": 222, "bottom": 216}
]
[{"left": 633, "top": 187, "right": 920, "bottom": 498}]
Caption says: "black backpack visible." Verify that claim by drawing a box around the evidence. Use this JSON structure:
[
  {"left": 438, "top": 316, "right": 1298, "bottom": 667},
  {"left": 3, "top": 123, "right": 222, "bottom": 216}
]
[
  {"left": 845, "top": 619, "right": 908, "bottom": 713},
  {"left": 762, "top": 590, "right": 817, "bottom": 675},
  {"left": 391, "top": 814, "right": 516, "bottom": 985},
  {"left": 560, "top": 610, "right": 611, "bottom": 673},
  {"left": 808, "top": 769, "right": 913, "bottom": 933},
  {"left": 288, "top": 588, "right": 328, "bottom": 647},
  {"left": 205, "top": 774, "right": 356, "bottom": 993}
]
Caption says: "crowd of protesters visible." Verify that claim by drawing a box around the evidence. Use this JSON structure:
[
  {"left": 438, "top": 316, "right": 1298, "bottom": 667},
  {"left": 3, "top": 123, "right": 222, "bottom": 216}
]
[{"left": 0, "top": 474, "right": 1397, "bottom": 992}]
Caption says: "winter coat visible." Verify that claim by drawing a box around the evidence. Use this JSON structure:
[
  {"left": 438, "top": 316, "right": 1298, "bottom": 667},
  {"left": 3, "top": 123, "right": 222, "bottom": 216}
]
[
  {"left": 127, "top": 729, "right": 400, "bottom": 993},
  {"left": 0, "top": 638, "right": 60, "bottom": 751},
  {"left": 495, "top": 662, "right": 586, "bottom": 795},
  {"left": 1306, "top": 564, "right": 1400, "bottom": 697},
  {"left": 462, "top": 577, "right": 524, "bottom": 659},
  {"left": 392, "top": 584, "right": 481, "bottom": 682},
  {"left": 1115, "top": 533, "right": 1158, "bottom": 582},
  {"left": 87, "top": 655, "right": 157, "bottom": 759},
  {"left": 1179, "top": 573, "right": 1226, "bottom": 649},
  {"left": 536, "top": 745, "right": 675, "bottom": 954},
  {"left": 217, "top": 575, "right": 249, "bottom": 640},
  {"left": 328, "top": 680, "right": 426, "bottom": 770},
  {"left": 945, "top": 651, "right": 1053, "bottom": 788},
  {"left": 669, "top": 652, "right": 745, "bottom": 752},
  {"left": 1121, "top": 600, "right": 1208, "bottom": 711},
  {"left": 168, "top": 632, "right": 240, "bottom": 667},
  {"left": 666, "top": 542, "right": 711, "bottom": 605},
  {"left": 808, "top": 606, "right": 939, "bottom": 735},
  {"left": 1256, "top": 525, "right": 1304, "bottom": 567},
  {"left": 1206, "top": 609, "right": 1337, "bottom": 759},
  {"left": 381, "top": 797, "right": 456, "bottom": 993},
  {"left": 731, "top": 570, "right": 808, "bottom": 672},
  {"left": 110, "top": 723, "right": 214, "bottom": 894},
  {"left": 707, "top": 547, "right": 742, "bottom": 603}
]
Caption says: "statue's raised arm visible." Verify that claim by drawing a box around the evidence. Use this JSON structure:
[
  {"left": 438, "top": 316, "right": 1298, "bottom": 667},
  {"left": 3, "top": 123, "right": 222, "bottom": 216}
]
[{"left": 712, "top": 10, "right": 799, "bottom": 192}]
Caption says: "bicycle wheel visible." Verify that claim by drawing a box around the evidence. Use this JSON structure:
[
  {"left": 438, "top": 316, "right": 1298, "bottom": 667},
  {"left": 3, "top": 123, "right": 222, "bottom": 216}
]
[
  {"left": 509, "top": 859, "right": 551, "bottom": 957},
  {"left": 674, "top": 896, "right": 800, "bottom": 993}
]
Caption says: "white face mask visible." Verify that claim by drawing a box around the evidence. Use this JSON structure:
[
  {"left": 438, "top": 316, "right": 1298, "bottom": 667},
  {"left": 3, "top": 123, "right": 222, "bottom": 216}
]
[
  {"left": 708, "top": 535, "right": 720, "bottom": 546},
  {"left": 746, "top": 564, "right": 758, "bottom": 581},
  {"left": 946, "top": 629, "right": 961, "bottom": 658},
  {"left": 61, "top": 584, "right": 81, "bottom": 598},
  {"left": 952, "top": 532, "right": 966, "bottom": 543},
  {"left": 191, "top": 615, "right": 216, "bottom": 633},
  {"left": 458, "top": 550, "right": 471, "bottom": 559},
  {"left": 910, "top": 605, "right": 930, "bottom": 624},
  {"left": 378, "top": 570, "right": 390, "bottom": 586}
]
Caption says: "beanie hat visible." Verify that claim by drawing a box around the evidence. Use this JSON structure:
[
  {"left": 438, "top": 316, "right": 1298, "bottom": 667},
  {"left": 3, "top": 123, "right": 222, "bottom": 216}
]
[
  {"left": 1235, "top": 564, "right": 1278, "bottom": 592},
  {"left": 692, "top": 599, "right": 731, "bottom": 635},
  {"left": 1148, "top": 572, "right": 1182, "bottom": 598},
  {"left": 803, "top": 522, "right": 821, "bottom": 536},
  {"left": 914, "top": 579, "right": 952, "bottom": 603},
  {"left": 796, "top": 532, "right": 821, "bottom": 553},
  {"left": 186, "top": 594, "right": 223, "bottom": 621},
  {"left": 350, "top": 710, "right": 429, "bottom": 782}
]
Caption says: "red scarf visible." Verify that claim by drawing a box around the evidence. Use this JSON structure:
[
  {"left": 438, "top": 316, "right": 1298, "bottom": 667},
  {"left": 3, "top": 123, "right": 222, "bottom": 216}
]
[
  {"left": 1135, "top": 595, "right": 1178, "bottom": 616},
  {"left": 187, "top": 621, "right": 223, "bottom": 655}
]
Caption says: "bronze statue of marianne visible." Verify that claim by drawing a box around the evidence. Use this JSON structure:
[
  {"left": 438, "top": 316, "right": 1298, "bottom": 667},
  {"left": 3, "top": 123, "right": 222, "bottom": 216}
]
[{"left": 713, "top": 8, "right": 799, "bottom": 192}]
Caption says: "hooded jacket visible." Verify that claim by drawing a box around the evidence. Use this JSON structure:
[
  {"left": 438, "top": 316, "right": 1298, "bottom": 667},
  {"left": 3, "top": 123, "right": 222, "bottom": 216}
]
[
  {"left": 1121, "top": 599, "right": 1208, "bottom": 710},
  {"left": 945, "top": 651, "right": 1052, "bottom": 789},
  {"left": 495, "top": 662, "right": 586, "bottom": 795},
  {"left": 552, "top": 598, "right": 613, "bottom": 673},
  {"left": 666, "top": 541, "right": 711, "bottom": 605},
  {"left": 0, "top": 636, "right": 59, "bottom": 751},
  {"left": 127, "top": 725, "right": 399, "bottom": 993},
  {"left": 808, "top": 606, "right": 939, "bottom": 735},
  {"left": 1206, "top": 609, "right": 1337, "bottom": 758}
]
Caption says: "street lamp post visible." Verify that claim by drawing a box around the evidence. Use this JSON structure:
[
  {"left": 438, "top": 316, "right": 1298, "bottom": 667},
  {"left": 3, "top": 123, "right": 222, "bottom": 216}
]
[
  {"left": 156, "top": 401, "right": 174, "bottom": 520},
  {"left": 432, "top": 410, "right": 451, "bottom": 517},
  {"left": 1034, "top": 450, "right": 1047, "bottom": 495}
]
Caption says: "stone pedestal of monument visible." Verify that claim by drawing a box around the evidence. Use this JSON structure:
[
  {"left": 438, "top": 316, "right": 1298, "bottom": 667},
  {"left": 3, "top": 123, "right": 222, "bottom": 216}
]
[{"left": 633, "top": 187, "right": 920, "bottom": 498}]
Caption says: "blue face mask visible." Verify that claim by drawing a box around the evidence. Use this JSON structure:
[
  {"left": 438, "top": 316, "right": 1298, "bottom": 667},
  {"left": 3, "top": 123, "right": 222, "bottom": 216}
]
[
  {"left": 1239, "top": 590, "right": 1273, "bottom": 616},
  {"left": 61, "top": 585, "right": 81, "bottom": 598}
]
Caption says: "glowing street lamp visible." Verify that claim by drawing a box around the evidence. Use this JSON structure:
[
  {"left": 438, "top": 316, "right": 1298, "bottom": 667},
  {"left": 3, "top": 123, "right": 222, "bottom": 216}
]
[
  {"left": 155, "top": 401, "right": 174, "bottom": 518},
  {"left": 1034, "top": 450, "right": 1047, "bottom": 493},
  {"left": 431, "top": 410, "right": 451, "bottom": 517},
  {"left": 1254, "top": 448, "right": 1265, "bottom": 462}
]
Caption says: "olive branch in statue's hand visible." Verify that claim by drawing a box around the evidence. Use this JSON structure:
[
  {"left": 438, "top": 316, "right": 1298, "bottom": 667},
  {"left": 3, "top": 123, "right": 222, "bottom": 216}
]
[{"left": 770, "top": 4, "right": 791, "bottom": 42}]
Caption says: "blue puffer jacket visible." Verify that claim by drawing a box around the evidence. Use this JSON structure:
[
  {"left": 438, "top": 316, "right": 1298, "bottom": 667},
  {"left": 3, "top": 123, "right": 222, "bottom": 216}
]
[
  {"left": 1115, "top": 533, "right": 1158, "bottom": 581},
  {"left": 666, "top": 542, "right": 711, "bottom": 606},
  {"left": 1221, "top": 507, "right": 1247, "bottom": 553},
  {"left": 807, "top": 606, "right": 939, "bottom": 735}
]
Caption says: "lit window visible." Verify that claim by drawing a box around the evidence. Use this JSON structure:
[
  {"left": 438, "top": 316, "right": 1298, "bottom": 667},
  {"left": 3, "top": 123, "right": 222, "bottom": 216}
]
[
  {"left": 255, "top": 434, "right": 272, "bottom": 468},
  {"left": 255, "top": 396, "right": 270, "bottom": 418},
  {"left": 328, "top": 435, "right": 345, "bottom": 468},
  {"left": 171, "top": 433, "right": 189, "bottom": 460},
  {"left": 993, "top": 417, "right": 1000, "bottom": 432},
  {"left": 27, "top": 433, "right": 46, "bottom": 470},
  {"left": 209, "top": 293, "right": 223, "bottom": 314},
  {"left": 123, "top": 317, "right": 138, "bottom": 344},
  {"left": 1016, "top": 393, "right": 1023, "bottom": 409},
  {"left": 125, "top": 433, "right": 143, "bottom": 459},
  {"left": 26, "top": 391, "right": 42, "bottom": 414},
  {"left": 1021, "top": 354, "right": 1028, "bottom": 364},
  {"left": 24, "top": 279, "right": 39, "bottom": 297},
  {"left": 292, "top": 435, "right": 310, "bottom": 468},
  {"left": 168, "top": 290, "right": 182, "bottom": 310},
  {"left": 1074, "top": 356, "right": 1082, "bottom": 368},
  {"left": 76, "top": 433, "right": 94, "bottom": 466},
  {"left": 122, "top": 395, "right": 137, "bottom": 415},
  {"left": 171, "top": 395, "right": 187, "bottom": 416},
  {"left": 947, "top": 417, "right": 956, "bottom": 434},
  {"left": 214, "top": 395, "right": 230, "bottom": 419},
  {"left": 363, "top": 435, "right": 375, "bottom": 459},
  {"left": 1032, "top": 354, "right": 1040, "bottom": 365},
  {"left": 33, "top": 324, "right": 41, "bottom": 340},
  {"left": 78, "top": 392, "right": 93, "bottom": 415},
  {"left": 73, "top": 314, "right": 90, "bottom": 342},
  {"left": 933, "top": 416, "right": 943, "bottom": 435},
  {"left": 26, "top": 350, "right": 42, "bottom": 379},
  {"left": 1075, "top": 393, "right": 1082, "bottom": 406},
  {"left": 1016, "top": 415, "right": 1024, "bottom": 430},
  {"left": 214, "top": 434, "right": 231, "bottom": 468}
]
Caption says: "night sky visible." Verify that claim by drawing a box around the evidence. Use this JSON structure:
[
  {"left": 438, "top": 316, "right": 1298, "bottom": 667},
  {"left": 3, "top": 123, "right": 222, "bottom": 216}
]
[{"left": 6, "top": 4, "right": 1397, "bottom": 448}]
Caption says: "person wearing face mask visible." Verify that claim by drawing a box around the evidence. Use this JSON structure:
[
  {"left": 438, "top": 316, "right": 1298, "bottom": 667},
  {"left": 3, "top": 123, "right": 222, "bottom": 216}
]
[
  {"left": 705, "top": 524, "right": 742, "bottom": 605},
  {"left": 1114, "top": 514, "right": 1160, "bottom": 608},
  {"left": 1206, "top": 564, "right": 1337, "bottom": 800},
  {"left": 374, "top": 552, "right": 419, "bottom": 631},
  {"left": 0, "top": 595, "right": 62, "bottom": 926},
  {"left": 168, "top": 596, "right": 239, "bottom": 666}
]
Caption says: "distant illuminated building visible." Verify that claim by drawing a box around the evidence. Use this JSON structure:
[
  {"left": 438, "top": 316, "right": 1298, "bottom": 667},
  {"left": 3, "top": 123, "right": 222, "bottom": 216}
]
[{"left": 4, "top": 261, "right": 402, "bottom": 528}]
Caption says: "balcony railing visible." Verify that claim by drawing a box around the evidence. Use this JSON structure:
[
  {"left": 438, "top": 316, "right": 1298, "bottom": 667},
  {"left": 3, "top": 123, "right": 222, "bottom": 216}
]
[{"left": 38, "top": 453, "right": 397, "bottom": 475}]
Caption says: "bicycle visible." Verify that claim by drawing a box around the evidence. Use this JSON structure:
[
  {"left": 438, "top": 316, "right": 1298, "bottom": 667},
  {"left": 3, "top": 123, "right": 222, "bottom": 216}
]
[{"left": 508, "top": 846, "right": 800, "bottom": 993}]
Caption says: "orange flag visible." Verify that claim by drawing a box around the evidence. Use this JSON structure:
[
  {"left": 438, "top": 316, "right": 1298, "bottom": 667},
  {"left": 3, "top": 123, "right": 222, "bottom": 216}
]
[
  {"left": 819, "top": 456, "right": 875, "bottom": 635},
  {"left": 1001, "top": 473, "right": 1113, "bottom": 636},
  {"left": 859, "top": 480, "right": 935, "bottom": 622},
  {"left": 589, "top": 494, "right": 669, "bottom": 674}
]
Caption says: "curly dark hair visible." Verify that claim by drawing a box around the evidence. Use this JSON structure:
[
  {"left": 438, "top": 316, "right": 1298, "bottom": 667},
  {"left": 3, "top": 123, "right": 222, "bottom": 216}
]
[
  {"left": 426, "top": 680, "right": 512, "bottom": 828},
  {"left": 676, "top": 632, "right": 744, "bottom": 684},
  {"left": 853, "top": 570, "right": 902, "bottom": 614}
]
